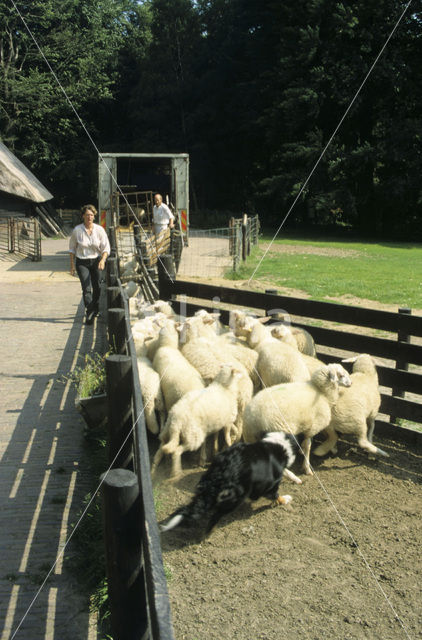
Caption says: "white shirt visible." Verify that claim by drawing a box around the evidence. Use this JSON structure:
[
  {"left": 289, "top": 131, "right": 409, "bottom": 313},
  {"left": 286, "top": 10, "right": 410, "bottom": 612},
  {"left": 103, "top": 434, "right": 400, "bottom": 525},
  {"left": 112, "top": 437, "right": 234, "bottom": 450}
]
[
  {"left": 69, "top": 223, "right": 111, "bottom": 259},
  {"left": 153, "top": 203, "right": 174, "bottom": 234}
]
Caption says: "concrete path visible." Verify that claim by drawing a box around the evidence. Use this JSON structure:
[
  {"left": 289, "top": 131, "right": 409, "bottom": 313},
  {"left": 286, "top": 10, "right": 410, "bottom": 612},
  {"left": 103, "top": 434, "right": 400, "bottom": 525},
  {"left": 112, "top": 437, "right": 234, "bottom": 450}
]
[{"left": 0, "top": 238, "right": 107, "bottom": 639}]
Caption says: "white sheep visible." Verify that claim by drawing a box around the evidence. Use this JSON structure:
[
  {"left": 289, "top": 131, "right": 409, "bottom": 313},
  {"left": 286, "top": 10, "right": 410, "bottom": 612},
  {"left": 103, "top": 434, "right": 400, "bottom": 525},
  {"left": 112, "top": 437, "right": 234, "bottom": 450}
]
[
  {"left": 230, "top": 309, "right": 260, "bottom": 338},
  {"left": 216, "top": 332, "right": 260, "bottom": 391},
  {"left": 178, "top": 316, "right": 224, "bottom": 384},
  {"left": 178, "top": 316, "right": 253, "bottom": 439},
  {"left": 314, "top": 354, "right": 389, "bottom": 458},
  {"left": 151, "top": 363, "right": 242, "bottom": 478},
  {"left": 269, "top": 325, "right": 324, "bottom": 376},
  {"left": 231, "top": 309, "right": 316, "bottom": 357},
  {"left": 120, "top": 256, "right": 139, "bottom": 276},
  {"left": 123, "top": 280, "right": 140, "bottom": 298},
  {"left": 194, "top": 308, "right": 227, "bottom": 335},
  {"left": 131, "top": 313, "right": 175, "bottom": 361},
  {"left": 242, "top": 363, "right": 352, "bottom": 475},
  {"left": 152, "top": 323, "right": 205, "bottom": 411},
  {"left": 245, "top": 320, "right": 310, "bottom": 388},
  {"left": 136, "top": 354, "right": 166, "bottom": 435},
  {"left": 139, "top": 299, "right": 175, "bottom": 319},
  {"left": 128, "top": 295, "right": 145, "bottom": 319}
]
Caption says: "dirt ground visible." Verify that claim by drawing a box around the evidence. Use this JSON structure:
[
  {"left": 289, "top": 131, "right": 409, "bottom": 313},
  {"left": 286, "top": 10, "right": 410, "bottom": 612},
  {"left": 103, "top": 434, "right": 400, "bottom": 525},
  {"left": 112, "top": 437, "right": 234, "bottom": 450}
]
[
  {"left": 153, "top": 251, "right": 421, "bottom": 640},
  {"left": 154, "top": 433, "right": 421, "bottom": 640}
]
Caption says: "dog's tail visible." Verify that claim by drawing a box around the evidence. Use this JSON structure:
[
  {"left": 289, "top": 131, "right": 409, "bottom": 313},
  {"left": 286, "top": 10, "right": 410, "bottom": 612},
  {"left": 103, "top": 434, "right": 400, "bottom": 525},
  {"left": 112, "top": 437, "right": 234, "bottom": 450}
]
[
  {"left": 159, "top": 512, "right": 185, "bottom": 532},
  {"left": 159, "top": 482, "right": 242, "bottom": 533},
  {"left": 159, "top": 491, "right": 213, "bottom": 532}
]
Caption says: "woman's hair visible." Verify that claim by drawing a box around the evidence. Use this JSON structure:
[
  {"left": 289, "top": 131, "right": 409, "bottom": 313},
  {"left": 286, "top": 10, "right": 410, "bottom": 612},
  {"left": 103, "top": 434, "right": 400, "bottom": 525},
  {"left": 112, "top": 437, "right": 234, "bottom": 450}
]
[{"left": 81, "top": 204, "right": 97, "bottom": 217}]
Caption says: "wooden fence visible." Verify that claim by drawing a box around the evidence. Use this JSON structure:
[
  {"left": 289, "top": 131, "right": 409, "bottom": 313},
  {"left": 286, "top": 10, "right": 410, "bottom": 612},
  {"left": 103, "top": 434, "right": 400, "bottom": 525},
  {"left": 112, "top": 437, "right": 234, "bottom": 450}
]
[
  {"left": 101, "top": 258, "right": 175, "bottom": 640},
  {"left": 0, "top": 216, "right": 42, "bottom": 261}
]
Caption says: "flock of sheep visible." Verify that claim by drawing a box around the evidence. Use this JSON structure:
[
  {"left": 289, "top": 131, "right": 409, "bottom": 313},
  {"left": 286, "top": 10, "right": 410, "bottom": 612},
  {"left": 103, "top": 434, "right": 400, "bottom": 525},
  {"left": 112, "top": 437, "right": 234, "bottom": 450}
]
[{"left": 125, "top": 284, "right": 389, "bottom": 493}]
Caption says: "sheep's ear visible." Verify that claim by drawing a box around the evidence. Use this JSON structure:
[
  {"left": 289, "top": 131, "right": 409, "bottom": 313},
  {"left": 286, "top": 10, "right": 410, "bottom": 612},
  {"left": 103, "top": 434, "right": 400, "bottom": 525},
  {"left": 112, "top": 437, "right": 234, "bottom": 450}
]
[
  {"left": 175, "top": 322, "right": 183, "bottom": 332},
  {"left": 327, "top": 366, "right": 337, "bottom": 382},
  {"left": 203, "top": 313, "right": 219, "bottom": 324},
  {"left": 341, "top": 356, "right": 357, "bottom": 363},
  {"left": 258, "top": 316, "right": 272, "bottom": 324}
]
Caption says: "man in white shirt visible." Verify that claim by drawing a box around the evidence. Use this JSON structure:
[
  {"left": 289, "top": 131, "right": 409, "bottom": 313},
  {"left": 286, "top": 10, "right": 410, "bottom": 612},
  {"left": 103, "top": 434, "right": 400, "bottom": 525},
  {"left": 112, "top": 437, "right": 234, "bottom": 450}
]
[{"left": 153, "top": 193, "right": 174, "bottom": 236}]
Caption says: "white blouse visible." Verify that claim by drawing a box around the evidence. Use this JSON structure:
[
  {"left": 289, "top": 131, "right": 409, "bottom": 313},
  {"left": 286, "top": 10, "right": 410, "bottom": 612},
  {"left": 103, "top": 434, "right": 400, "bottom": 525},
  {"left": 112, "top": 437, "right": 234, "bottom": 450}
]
[{"left": 69, "top": 223, "right": 111, "bottom": 259}]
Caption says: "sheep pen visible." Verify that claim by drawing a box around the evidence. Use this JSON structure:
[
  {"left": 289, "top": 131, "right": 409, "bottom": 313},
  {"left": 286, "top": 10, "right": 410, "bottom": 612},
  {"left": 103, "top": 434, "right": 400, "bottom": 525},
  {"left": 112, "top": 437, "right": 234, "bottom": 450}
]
[
  {"left": 153, "top": 433, "right": 421, "bottom": 640},
  {"left": 147, "top": 289, "right": 421, "bottom": 640}
]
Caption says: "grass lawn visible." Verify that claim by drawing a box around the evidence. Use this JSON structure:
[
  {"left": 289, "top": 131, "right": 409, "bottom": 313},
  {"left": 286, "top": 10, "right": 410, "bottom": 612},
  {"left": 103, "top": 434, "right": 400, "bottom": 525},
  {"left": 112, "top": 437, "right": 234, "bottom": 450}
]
[{"left": 227, "top": 235, "right": 422, "bottom": 309}]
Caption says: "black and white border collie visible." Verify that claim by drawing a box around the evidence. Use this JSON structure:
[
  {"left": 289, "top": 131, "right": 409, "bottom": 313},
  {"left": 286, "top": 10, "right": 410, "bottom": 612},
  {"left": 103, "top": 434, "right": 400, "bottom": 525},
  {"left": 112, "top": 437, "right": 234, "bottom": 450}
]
[{"left": 159, "top": 432, "right": 300, "bottom": 536}]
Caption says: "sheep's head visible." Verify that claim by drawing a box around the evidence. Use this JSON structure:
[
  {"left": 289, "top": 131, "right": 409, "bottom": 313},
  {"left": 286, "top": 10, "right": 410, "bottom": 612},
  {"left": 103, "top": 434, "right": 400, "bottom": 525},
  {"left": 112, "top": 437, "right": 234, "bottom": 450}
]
[
  {"left": 270, "top": 324, "right": 297, "bottom": 348},
  {"left": 215, "top": 363, "right": 243, "bottom": 387},
  {"left": 195, "top": 309, "right": 220, "bottom": 324},
  {"left": 327, "top": 363, "right": 352, "bottom": 388},
  {"left": 158, "top": 322, "right": 178, "bottom": 347},
  {"left": 153, "top": 300, "right": 174, "bottom": 317},
  {"left": 311, "top": 363, "right": 352, "bottom": 403},
  {"left": 177, "top": 316, "right": 206, "bottom": 344}
]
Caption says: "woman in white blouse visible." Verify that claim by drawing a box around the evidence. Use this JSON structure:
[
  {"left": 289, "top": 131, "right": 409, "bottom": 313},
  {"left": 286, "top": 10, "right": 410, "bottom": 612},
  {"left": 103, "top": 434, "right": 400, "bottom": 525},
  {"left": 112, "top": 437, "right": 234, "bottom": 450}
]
[{"left": 69, "top": 204, "right": 111, "bottom": 324}]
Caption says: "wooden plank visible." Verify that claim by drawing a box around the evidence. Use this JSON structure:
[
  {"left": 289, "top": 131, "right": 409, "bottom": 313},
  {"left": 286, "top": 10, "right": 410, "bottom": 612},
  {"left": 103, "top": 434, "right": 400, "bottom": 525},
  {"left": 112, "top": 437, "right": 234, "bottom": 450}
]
[
  {"left": 374, "top": 419, "right": 422, "bottom": 447},
  {"left": 377, "top": 367, "right": 422, "bottom": 395},
  {"left": 309, "top": 325, "right": 422, "bottom": 365},
  {"left": 380, "top": 394, "right": 422, "bottom": 423},
  {"left": 171, "top": 280, "right": 422, "bottom": 336}
]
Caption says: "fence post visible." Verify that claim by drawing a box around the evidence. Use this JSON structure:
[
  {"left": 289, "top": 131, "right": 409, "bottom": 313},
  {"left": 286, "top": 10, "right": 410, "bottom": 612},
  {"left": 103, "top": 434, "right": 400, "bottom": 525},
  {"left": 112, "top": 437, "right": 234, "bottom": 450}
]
[
  {"left": 107, "top": 256, "right": 119, "bottom": 287},
  {"left": 233, "top": 222, "right": 241, "bottom": 271},
  {"left": 158, "top": 254, "right": 175, "bottom": 300},
  {"left": 253, "top": 215, "right": 259, "bottom": 245},
  {"left": 390, "top": 307, "right": 411, "bottom": 425},
  {"left": 242, "top": 214, "right": 248, "bottom": 261},
  {"left": 108, "top": 308, "right": 127, "bottom": 355},
  {"left": 101, "top": 468, "right": 149, "bottom": 640},
  {"left": 106, "top": 354, "right": 134, "bottom": 469},
  {"left": 229, "top": 217, "right": 235, "bottom": 255},
  {"left": 109, "top": 225, "right": 117, "bottom": 256},
  {"left": 249, "top": 218, "right": 252, "bottom": 255},
  {"left": 34, "top": 218, "right": 42, "bottom": 261},
  {"left": 133, "top": 224, "right": 141, "bottom": 249},
  {"left": 9, "top": 218, "right": 15, "bottom": 253},
  {"left": 108, "top": 286, "right": 123, "bottom": 310}
]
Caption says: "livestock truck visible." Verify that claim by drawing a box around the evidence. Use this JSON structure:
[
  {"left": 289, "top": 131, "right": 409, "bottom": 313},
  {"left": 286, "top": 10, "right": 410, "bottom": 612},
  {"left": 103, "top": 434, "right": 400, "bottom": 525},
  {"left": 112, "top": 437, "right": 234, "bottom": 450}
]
[{"left": 97, "top": 152, "right": 189, "bottom": 243}]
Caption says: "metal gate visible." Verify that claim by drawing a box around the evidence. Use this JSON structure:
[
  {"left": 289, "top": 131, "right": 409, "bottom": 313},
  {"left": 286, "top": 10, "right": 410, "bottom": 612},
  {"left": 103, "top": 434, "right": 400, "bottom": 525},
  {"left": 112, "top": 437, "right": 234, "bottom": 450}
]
[{"left": 0, "top": 217, "right": 42, "bottom": 261}]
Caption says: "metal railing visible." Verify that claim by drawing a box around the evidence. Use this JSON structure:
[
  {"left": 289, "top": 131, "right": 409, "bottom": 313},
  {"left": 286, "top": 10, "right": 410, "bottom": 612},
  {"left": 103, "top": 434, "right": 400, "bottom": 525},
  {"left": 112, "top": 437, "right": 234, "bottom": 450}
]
[{"left": 0, "top": 217, "right": 42, "bottom": 261}]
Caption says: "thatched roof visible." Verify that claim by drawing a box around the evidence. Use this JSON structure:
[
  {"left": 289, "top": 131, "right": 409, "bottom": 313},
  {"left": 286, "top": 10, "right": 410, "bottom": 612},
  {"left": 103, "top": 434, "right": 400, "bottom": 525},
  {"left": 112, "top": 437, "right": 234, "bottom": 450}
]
[{"left": 0, "top": 142, "right": 53, "bottom": 203}]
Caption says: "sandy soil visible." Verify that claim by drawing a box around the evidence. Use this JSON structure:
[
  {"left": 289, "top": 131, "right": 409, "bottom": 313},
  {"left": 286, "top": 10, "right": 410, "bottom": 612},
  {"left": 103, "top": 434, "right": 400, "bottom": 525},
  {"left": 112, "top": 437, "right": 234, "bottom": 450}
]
[{"left": 154, "top": 433, "right": 421, "bottom": 640}]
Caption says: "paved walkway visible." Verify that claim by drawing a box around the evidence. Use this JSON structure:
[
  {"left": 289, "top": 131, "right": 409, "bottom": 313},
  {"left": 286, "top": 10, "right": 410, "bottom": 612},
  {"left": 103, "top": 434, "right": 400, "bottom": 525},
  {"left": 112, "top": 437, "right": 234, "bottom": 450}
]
[{"left": 0, "top": 238, "right": 107, "bottom": 640}]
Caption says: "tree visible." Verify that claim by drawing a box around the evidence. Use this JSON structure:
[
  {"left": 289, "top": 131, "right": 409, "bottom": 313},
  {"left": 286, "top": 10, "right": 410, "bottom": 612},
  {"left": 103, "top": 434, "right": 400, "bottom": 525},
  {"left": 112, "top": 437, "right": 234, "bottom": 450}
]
[{"left": 0, "top": 0, "right": 138, "bottom": 204}]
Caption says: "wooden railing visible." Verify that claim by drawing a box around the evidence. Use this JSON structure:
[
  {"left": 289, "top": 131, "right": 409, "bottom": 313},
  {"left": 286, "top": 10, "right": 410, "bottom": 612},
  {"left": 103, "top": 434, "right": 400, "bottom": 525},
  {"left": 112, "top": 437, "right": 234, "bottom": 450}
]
[
  {"left": 101, "top": 258, "right": 175, "bottom": 640},
  {"left": 157, "top": 273, "right": 422, "bottom": 446}
]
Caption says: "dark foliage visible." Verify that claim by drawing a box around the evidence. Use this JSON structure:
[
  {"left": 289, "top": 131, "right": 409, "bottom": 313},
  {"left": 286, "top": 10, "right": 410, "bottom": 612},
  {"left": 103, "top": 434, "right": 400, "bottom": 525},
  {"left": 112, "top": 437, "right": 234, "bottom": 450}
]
[{"left": 1, "top": 0, "right": 421, "bottom": 237}]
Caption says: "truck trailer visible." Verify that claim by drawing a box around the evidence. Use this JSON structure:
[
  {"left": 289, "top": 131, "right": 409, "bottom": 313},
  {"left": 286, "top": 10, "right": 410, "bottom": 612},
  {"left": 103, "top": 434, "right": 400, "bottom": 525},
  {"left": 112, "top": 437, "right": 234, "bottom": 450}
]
[{"left": 97, "top": 152, "right": 189, "bottom": 242}]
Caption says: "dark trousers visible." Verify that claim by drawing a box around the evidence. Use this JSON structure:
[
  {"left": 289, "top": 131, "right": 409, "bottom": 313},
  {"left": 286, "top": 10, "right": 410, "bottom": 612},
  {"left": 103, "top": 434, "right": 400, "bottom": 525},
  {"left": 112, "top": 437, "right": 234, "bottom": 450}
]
[{"left": 75, "top": 257, "right": 102, "bottom": 315}]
